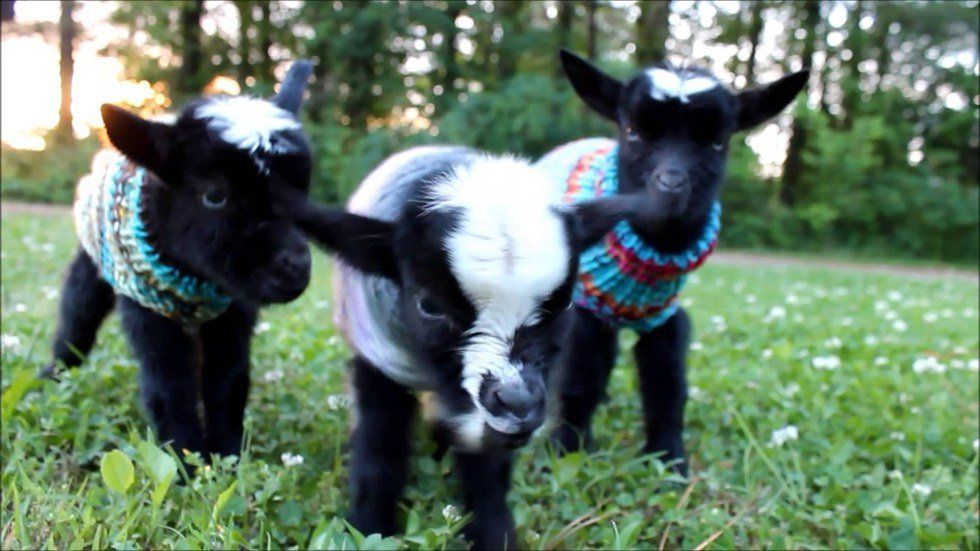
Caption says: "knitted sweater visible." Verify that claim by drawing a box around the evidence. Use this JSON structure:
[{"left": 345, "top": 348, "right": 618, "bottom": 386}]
[
  {"left": 536, "top": 138, "right": 720, "bottom": 332},
  {"left": 73, "top": 150, "right": 231, "bottom": 324}
]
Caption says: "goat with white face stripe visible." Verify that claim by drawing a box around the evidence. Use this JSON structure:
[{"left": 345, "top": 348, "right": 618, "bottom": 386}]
[{"left": 279, "top": 146, "right": 643, "bottom": 548}]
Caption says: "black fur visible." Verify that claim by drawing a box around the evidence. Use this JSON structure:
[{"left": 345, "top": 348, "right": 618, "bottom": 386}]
[
  {"left": 43, "top": 62, "right": 315, "bottom": 461},
  {"left": 552, "top": 51, "right": 809, "bottom": 474},
  {"left": 278, "top": 147, "right": 644, "bottom": 548}
]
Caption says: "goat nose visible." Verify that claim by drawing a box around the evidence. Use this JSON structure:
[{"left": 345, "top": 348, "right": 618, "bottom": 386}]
[
  {"left": 276, "top": 246, "right": 311, "bottom": 273},
  {"left": 484, "top": 381, "right": 542, "bottom": 421},
  {"left": 654, "top": 168, "right": 689, "bottom": 192}
]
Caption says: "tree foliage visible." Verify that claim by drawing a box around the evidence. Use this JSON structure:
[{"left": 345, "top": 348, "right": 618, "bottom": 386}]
[{"left": 4, "top": 0, "right": 977, "bottom": 263}]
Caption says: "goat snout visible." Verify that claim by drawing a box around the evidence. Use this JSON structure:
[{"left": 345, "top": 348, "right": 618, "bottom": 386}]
[
  {"left": 275, "top": 245, "right": 311, "bottom": 276},
  {"left": 481, "top": 377, "right": 546, "bottom": 433},
  {"left": 652, "top": 167, "right": 689, "bottom": 193}
]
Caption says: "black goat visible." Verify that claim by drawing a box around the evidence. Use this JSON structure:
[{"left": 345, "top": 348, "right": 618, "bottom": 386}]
[
  {"left": 279, "top": 146, "right": 646, "bottom": 548},
  {"left": 43, "top": 61, "right": 315, "bottom": 459},
  {"left": 538, "top": 50, "right": 809, "bottom": 475}
]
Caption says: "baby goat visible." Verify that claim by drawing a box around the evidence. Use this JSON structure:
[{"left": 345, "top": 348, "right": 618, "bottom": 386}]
[
  {"left": 44, "top": 61, "right": 315, "bottom": 459},
  {"left": 280, "top": 146, "right": 645, "bottom": 548},
  {"left": 538, "top": 50, "right": 808, "bottom": 475}
]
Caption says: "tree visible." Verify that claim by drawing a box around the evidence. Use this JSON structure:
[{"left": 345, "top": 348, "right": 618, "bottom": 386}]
[
  {"left": 234, "top": 1, "right": 254, "bottom": 89},
  {"left": 780, "top": 0, "right": 820, "bottom": 207},
  {"left": 176, "top": 0, "right": 205, "bottom": 99},
  {"left": 585, "top": 0, "right": 598, "bottom": 60},
  {"left": 744, "top": 0, "right": 764, "bottom": 85},
  {"left": 635, "top": 0, "right": 670, "bottom": 65},
  {"left": 55, "top": 0, "right": 75, "bottom": 142}
]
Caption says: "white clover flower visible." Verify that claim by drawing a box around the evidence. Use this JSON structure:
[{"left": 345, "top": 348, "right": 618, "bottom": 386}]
[
  {"left": 762, "top": 348, "right": 772, "bottom": 359},
  {"left": 841, "top": 317, "right": 853, "bottom": 326},
  {"left": 864, "top": 335, "right": 879, "bottom": 346},
  {"left": 42, "top": 286, "right": 59, "bottom": 300},
  {"left": 874, "top": 300, "right": 889, "bottom": 312},
  {"left": 1, "top": 333, "right": 21, "bottom": 352},
  {"left": 783, "top": 383, "right": 801, "bottom": 397},
  {"left": 887, "top": 469, "right": 903, "bottom": 480},
  {"left": 315, "top": 300, "right": 330, "bottom": 309},
  {"left": 688, "top": 386, "right": 704, "bottom": 400},
  {"left": 912, "top": 356, "right": 946, "bottom": 374},
  {"left": 950, "top": 359, "right": 965, "bottom": 369},
  {"left": 442, "top": 504, "right": 462, "bottom": 523},
  {"left": 710, "top": 315, "right": 726, "bottom": 326},
  {"left": 812, "top": 355, "right": 841, "bottom": 370},
  {"left": 964, "top": 308, "right": 976, "bottom": 317},
  {"left": 326, "top": 394, "right": 350, "bottom": 411},
  {"left": 41, "top": 243, "right": 55, "bottom": 253},
  {"left": 262, "top": 369, "right": 285, "bottom": 382},
  {"left": 785, "top": 294, "right": 800, "bottom": 305},
  {"left": 281, "top": 452, "right": 304, "bottom": 467},
  {"left": 973, "top": 438, "right": 978, "bottom": 452},
  {"left": 941, "top": 308, "right": 953, "bottom": 318},
  {"left": 746, "top": 294, "right": 757, "bottom": 304},
  {"left": 952, "top": 345, "right": 967, "bottom": 355},
  {"left": 887, "top": 290, "right": 903, "bottom": 302},
  {"left": 922, "top": 312, "right": 938, "bottom": 323},
  {"left": 874, "top": 356, "right": 889, "bottom": 366},
  {"left": 968, "top": 359, "right": 979, "bottom": 372},
  {"left": 892, "top": 320, "right": 908, "bottom": 332},
  {"left": 910, "top": 483, "right": 931, "bottom": 497},
  {"left": 883, "top": 310, "right": 898, "bottom": 321},
  {"left": 768, "top": 425, "right": 799, "bottom": 447},
  {"left": 681, "top": 298, "right": 695, "bottom": 308},
  {"left": 792, "top": 313, "right": 805, "bottom": 323},
  {"left": 889, "top": 432, "right": 905, "bottom": 441},
  {"left": 689, "top": 341, "right": 703, "bottom": 352},
  {"left": 254, "top": 321, "right": 272, "bottom": 334},
  {"left": 764, "top": 306, "right": 787, "bottom": 322},
  {"left": 13, "top": 303, "right": 27, "bottom": 313},
  {"left": 825, "top": 337, "right": 842, "bottom": 349}
]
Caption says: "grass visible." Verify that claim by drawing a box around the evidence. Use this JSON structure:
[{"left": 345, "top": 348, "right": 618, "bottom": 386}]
[{"left": 1, "top": 210, "right": 978, "bottom": 550}]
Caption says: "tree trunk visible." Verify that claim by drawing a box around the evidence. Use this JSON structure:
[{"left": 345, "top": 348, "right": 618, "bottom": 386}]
[
  {"left": 840, "top": 0, "right": 864, "bottom": 128},
  {"left": 55, "top": 0, "right": 75, "bottom": 142},
  {"left": 585, "top": 0, "right": 598, "bottom": 61},
  {"left": 257, "top": 1, "right": 273, "bottom": 86},
  {"left": 744, "top": 1, "right": 764, "bottom": 86},
  {"left": 235, "top": 1, "right": 254, "bottom": 89},
  {"left": 177, "top": 0, "right": 205, "bottom": 98},
  {"left": 436, "top": 1, "right": 463, "bottom": 113},
  {"left": 780, "top": 0, "right": 819, "bottom": 207},
  {"left": 495, "top": 1, "right": 524, "bottom": 80},
  {"left": 635, "top": 0, "right": 670, "bottom": 66},
  {"left": 555, "top": 0, "right": 572, "bottom": 76}
]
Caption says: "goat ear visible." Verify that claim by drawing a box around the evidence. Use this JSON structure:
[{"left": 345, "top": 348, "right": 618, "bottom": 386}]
[
  {"left": 273, "top": 186, "right": 399, "bottom": 281},
  {"left": 567, "top": 195, "right": 637, "bottom": 251},
  {"left": 273, "top": 59, "right": 313, "bottom": 115},
  {"left": 560, "top": 49, "right": 622, "bottom": 122},
  {"left": 101, "top": 104, "right": 174, "bottom": 175},
  {"left": 736, "top": 69, "right": 810, "bottom": 131}
]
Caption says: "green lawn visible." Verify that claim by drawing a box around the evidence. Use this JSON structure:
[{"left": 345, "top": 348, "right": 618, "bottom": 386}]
[{"left": 2, "top": 210, "right": 977, "bottom": 550}]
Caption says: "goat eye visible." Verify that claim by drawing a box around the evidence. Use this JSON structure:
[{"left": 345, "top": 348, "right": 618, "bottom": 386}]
[
  {"left": 416, "top": 295, "right": 446, "bottom": 319},
  {"left": 202, "top": 188, "right": 228, "bottom": 209},
  {"left": 624, "top": 125, "right": 641, "bottom": 141}
]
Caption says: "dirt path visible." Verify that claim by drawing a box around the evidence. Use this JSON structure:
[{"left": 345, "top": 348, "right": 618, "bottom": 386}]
[{"left": 2, "top": 200, "right": 977, "bottom": 282}]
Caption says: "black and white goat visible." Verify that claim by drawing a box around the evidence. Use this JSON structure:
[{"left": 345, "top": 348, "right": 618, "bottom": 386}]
[
  {"left": 43, "top": 62, "right": 315, "bottom": 459},
  {"left": 279, "top": 146, "right": 645, "bottom": 548},
  {"left": 537, "top": 51, "right": 809, "bottom": 475}
]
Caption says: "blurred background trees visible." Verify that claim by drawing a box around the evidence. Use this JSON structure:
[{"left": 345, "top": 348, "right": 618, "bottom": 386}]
[{"left": 1, "top": 0, "right": 977, "bottom": 263}]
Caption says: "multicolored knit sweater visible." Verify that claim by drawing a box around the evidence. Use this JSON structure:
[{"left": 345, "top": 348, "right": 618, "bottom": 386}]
[
  {"left": 73, "top": 150, "right": 231, "bottom": 324},
  {"left": 536, "top": 138, "right": 720, "bottom": 332}
]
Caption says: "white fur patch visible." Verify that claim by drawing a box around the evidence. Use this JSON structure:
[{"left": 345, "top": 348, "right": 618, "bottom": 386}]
[
  {"left": 195, "top": 96, "right": 300, "bottom": 172},
  {"left": 646, "top": 68, "right": 718, "bottom": 103},
  {"left": 427, "top": 156, "right": 570, "bottom": 420}
]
